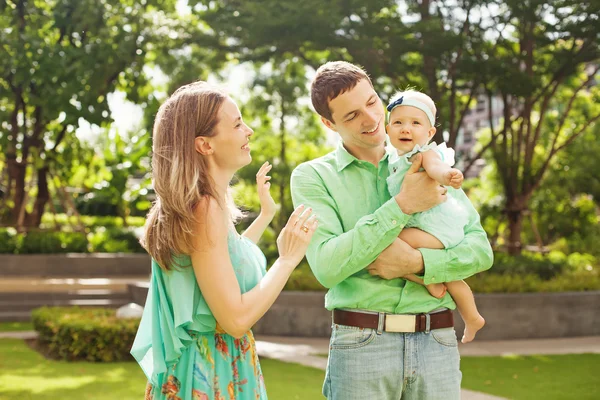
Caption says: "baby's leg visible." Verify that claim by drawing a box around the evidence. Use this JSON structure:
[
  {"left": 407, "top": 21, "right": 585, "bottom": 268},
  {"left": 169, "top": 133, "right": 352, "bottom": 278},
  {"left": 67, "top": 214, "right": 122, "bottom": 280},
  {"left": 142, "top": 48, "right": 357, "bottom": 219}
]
[
  {"left": 445, "top": 280, "right": 485, "bottom": 343},
  {"left": 399, "top": 228, "right": 446, "bottom": 298}
]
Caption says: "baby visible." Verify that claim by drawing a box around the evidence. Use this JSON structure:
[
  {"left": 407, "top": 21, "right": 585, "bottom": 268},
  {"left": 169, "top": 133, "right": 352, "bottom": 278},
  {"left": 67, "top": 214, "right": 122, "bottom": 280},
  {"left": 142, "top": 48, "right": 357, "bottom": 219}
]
[{"left": 386, "top": 89, "right": 486, "bottom": 343}]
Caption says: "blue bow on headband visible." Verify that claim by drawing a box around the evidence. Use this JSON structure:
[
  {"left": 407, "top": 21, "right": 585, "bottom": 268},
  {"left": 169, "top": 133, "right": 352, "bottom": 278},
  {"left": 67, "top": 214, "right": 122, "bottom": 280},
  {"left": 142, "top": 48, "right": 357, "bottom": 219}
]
[{"left": 386, "top": 96, "right": 404, "bottom": 112}]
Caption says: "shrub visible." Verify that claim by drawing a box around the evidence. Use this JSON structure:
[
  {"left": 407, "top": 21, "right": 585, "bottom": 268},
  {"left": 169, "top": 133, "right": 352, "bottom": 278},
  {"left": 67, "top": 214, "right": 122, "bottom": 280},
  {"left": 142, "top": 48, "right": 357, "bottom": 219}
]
[
  {"left": 41, "top": 213, "right": 146, "bottom": 229},
  {"left": 466, "top": 269, "right": 600, "bottom": 293},
  {"left": 0, "top": 228, "right": 18, "bottom": 253},
  {"left": 284, "top": 262, "right": 325, "bottom": 291},
  {"left": 491, "top": 251, "right": 568, "bottom": 279},
  {"left": 19, "top": 231, "right": 89, "bottom": 254},
  {"left": 88, "top": 227, "right": 145, "bottom": 253},
  {"left": 31, "top": 306, "right": 140, "bottom": 362}
]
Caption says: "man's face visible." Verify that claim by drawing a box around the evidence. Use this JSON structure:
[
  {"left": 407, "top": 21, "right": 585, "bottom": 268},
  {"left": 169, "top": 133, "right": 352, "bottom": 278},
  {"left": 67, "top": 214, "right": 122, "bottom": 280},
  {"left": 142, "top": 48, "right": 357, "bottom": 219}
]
[{"left": 323, "top": 79, "right": 386, "bottom": 155}]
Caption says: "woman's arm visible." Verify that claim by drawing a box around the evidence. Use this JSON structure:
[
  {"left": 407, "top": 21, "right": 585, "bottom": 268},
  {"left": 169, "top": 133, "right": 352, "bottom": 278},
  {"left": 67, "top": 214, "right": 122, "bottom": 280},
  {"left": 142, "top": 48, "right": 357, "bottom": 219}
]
[
  {"left": 243, "top": 161, "right": 277, "bottom": 243},
  {"left": 421, "top": 150, "right": 463, "bottom": 189},
  {"left": 192, "top": 197, "right": 316, "bottom": 338}
]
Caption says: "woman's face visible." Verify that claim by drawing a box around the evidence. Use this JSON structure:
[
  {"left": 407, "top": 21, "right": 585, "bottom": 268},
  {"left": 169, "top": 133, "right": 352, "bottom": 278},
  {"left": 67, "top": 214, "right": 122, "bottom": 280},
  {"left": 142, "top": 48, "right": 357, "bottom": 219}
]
[{"left": 210, "top": 97, "right": 254, "bottom": 171}]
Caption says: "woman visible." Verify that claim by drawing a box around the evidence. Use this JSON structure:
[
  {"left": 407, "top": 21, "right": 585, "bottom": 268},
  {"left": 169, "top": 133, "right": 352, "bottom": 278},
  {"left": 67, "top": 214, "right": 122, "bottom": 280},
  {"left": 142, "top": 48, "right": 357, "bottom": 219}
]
[{"left": 131, "top": 81, "right": 318, "bottom": 400}]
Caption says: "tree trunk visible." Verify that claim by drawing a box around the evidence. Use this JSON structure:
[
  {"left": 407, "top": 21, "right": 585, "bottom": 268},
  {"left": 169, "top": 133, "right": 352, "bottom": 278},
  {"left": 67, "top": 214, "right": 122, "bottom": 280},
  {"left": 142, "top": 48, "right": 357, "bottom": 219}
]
[
  {"left": 27, "top": 166, "right": 50, "bottom": 227},
  {"left": 506, "top": 209, "right": 524, "bottom": 256},
  {"left": 8, "top": 159, "right": 26, "bottom": 225}
]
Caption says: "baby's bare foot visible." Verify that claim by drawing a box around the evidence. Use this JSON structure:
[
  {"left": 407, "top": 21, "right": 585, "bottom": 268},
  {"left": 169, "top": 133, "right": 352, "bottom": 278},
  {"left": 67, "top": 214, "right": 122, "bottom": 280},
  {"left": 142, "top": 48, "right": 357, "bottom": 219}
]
[
  {"left": 425, "top": 283, "right": 447, "bottom": 299},
  {"left": 462, "top": 315, "right": 485, "bottom": 343}
]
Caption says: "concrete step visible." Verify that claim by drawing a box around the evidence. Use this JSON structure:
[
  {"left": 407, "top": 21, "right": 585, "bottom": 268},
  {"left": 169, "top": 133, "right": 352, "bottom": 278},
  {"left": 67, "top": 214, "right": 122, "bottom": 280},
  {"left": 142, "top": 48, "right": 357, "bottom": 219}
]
[
  {"left": 0, "top": 311, "right": 31, "bottom": 322},
  {"left": 0, "top": 277, "right": 150, "bottom": 293},
  {"left": 0, "top": 298, "right": 130, "bottom": 312},
  {"left": 0, "top": 290, "right": 131, "bottom": 301}
]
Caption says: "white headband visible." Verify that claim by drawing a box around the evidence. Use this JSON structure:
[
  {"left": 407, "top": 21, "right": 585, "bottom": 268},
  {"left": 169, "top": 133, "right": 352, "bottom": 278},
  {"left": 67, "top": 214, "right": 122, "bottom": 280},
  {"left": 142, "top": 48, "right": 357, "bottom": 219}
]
[{"left": 387, "top": 96, "right": 435, "bottom": 126}]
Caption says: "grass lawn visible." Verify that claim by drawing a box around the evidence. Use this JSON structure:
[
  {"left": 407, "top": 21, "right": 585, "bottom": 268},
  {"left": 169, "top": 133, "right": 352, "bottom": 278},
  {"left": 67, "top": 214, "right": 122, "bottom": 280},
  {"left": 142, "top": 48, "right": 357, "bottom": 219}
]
[
  {"left": 0, "top": 322, "right": 33, "bottom": 332},
  {"left": 461, "top": 354, "right": 600, "bottom": 400},
  {"left": 0, "top": 339, "right": 325, "bottom": 400},
  {"left": 2, "top": 336, "right": 598, "bottom": 400}
]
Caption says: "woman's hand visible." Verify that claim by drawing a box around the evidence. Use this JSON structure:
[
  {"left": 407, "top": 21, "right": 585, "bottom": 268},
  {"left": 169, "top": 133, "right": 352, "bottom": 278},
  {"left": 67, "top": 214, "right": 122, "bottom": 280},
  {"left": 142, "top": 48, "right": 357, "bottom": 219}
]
[
  {"left": 256, "top": 161, "right": 277, "bottom": 219},
  {"left": 276, "top": 205, "right": 318, "bottom": 267}
]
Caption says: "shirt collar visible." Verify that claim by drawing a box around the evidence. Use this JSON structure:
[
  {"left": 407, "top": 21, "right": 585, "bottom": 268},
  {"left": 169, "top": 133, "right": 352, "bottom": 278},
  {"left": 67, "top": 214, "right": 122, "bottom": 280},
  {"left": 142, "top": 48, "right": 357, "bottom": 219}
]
[{"left": 334, "top": 139, "right": 393, "bottom": 172}]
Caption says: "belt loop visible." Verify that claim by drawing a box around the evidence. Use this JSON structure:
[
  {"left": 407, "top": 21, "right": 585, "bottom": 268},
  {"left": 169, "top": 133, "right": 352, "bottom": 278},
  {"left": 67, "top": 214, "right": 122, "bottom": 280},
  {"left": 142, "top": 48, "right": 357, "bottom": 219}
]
[
  {"left": 425, "top": 313, "right": 431, "bottom": 334},
  {"left": 376, "top": 312, "right": 385, "bottom": 335}
]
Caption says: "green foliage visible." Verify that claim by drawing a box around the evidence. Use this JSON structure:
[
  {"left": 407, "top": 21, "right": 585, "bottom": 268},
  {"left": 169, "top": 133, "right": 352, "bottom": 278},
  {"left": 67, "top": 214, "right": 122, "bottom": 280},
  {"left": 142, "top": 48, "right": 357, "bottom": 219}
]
[
  {"left": 88, "top": 227, "right": 145, "bottom": 253},
  {"left": 491, "top": 251, "right": 567, "bottom": 280},
  {"left": 466, "top": 269, "right": 600, "bottom": 294},
  {"left": 0, "top": 227, "right": 18, "bottom": 253},
  {"left": 40, "top": 213, "right": 146, "bottom": 229},
  {"left": 278, "top": 252, "right": 599, "bottom": 293},
  {"left": 0, "top": 222, "right": 144, "bottom": 254},
  {"left": 31, "top": 307, "right": 139, "bottom": 362},
  {"left": 18, "top": 231, "right": 88, "bottom": 254},
  {"left": 283, "top": 262, "right": 325, "bottom": 291}
]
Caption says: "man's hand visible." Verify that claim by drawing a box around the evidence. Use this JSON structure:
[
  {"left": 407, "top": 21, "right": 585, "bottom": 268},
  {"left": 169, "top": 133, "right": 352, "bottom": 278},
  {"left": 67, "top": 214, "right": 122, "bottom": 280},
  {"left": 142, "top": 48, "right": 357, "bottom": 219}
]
[
  {"left": 367, "top": 238, "right": 424, "bottom": 280},
  {"left": 395, "top": 153, "right": 447, "bottom": 214}
]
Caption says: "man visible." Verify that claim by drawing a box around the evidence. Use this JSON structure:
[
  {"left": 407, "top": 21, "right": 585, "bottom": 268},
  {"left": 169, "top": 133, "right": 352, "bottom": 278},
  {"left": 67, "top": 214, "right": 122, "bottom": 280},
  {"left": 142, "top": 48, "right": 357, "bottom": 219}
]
[{"left": 290, "top": 61, "right": 493, "bottom": 399}]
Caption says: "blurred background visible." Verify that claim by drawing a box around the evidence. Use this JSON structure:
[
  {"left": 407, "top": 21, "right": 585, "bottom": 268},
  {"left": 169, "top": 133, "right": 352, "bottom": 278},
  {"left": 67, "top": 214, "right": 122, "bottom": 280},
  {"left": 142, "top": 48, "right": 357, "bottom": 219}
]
[{"left": 0, "top": 1, "right": 598, "bottom": 399}]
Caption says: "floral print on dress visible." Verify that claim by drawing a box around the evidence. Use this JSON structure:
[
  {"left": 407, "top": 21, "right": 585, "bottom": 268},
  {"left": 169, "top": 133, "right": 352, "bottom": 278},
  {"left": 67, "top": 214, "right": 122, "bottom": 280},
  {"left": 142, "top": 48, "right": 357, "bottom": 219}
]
[{"left": 161, "top": 375, "right": 182, "bottom": 400}]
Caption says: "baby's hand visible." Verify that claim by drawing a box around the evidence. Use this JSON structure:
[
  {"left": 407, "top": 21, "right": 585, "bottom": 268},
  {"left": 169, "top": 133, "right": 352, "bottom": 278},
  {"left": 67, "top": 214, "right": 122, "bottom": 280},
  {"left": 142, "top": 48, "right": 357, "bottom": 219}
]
[{"left": 444, "top": 168, "right": 464, "bottom": 189}]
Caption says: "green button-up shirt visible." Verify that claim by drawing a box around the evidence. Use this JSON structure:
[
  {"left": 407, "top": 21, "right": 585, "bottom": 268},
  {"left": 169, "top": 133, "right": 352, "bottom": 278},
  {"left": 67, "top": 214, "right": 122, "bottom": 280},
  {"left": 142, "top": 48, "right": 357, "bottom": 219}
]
[{"left": 290, "top": 142, "right": 493, "bottom": 314}]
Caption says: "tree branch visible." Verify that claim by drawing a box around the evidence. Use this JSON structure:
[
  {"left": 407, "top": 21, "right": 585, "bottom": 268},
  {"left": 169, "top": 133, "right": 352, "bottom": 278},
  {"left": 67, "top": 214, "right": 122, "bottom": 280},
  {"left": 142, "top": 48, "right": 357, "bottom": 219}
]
[{"left": 531, "top": 113, "right": 600, "bottom": 194}]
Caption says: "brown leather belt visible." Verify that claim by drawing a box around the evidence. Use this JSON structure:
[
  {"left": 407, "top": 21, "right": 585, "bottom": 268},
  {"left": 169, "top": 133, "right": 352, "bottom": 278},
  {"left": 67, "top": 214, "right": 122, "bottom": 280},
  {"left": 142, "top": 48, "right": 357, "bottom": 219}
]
[{"left": 333, "top": 308, "right": 454, "bottom": 333}]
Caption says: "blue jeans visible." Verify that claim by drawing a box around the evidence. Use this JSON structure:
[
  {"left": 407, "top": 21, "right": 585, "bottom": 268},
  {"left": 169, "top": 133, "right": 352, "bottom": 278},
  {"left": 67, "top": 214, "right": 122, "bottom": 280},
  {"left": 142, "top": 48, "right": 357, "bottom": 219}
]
[{"left": 323, "top": 323, "right": 462, "bottom": 399}]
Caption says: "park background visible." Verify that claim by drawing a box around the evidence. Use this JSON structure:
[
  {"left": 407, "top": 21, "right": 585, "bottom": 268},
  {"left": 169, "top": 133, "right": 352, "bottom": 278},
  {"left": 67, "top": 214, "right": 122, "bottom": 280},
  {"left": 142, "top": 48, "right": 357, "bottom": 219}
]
[{"left": 0, "top": 0, "right": 598, "bottom": 399}]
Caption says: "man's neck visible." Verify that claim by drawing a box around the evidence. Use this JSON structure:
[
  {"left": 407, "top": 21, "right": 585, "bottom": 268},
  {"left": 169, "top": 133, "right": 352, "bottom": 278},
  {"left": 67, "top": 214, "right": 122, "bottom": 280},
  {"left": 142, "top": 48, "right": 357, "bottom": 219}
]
[{"left": 343, "top": 142, "right": 386, "bottom": 167}]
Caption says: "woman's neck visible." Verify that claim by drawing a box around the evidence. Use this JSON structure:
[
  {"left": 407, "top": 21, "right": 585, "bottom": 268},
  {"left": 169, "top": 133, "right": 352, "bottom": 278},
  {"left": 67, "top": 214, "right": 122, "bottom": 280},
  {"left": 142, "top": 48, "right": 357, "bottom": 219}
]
[{"left": 208, "top": 165, "right": 234, "bottom": 200}]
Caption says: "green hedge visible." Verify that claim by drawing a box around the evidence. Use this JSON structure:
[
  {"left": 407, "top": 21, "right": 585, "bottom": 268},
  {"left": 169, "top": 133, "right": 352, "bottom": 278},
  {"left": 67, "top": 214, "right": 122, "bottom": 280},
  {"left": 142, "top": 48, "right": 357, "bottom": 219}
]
[
  {"left": 40, "top": 213, "right": 146, "bottom": 229},
  {"left": 31, "top": 307, "right": 140, "bottom": 362},
  {"left": 0, "top": 226, "right": 144, "bottom": 254},
  {"left": 282, "top": 255, "right": 600, "bottom": 293}
]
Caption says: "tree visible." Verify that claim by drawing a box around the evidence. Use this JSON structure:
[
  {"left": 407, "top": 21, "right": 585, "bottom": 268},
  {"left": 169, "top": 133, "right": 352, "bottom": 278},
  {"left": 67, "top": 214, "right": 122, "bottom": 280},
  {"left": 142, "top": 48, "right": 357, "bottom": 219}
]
[
  {"left": 195, "top": 0, "right": 490, "bottom": 147},
  {"left": 475, "top": 0, "right": 600, "bottom": 254},
  {"left": 0, "top": 0, "right": 183, "bottom": 228}
]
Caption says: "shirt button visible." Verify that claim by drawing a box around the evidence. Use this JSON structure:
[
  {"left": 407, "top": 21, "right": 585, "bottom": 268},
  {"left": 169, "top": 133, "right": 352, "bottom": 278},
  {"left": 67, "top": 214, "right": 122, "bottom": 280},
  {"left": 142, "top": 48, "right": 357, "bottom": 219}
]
[
  {"left": 392, "top": 220, "right": 397, "bottom": 225},
  {"left": 431, "top": 276, "right": 436, "bottom": 281}
]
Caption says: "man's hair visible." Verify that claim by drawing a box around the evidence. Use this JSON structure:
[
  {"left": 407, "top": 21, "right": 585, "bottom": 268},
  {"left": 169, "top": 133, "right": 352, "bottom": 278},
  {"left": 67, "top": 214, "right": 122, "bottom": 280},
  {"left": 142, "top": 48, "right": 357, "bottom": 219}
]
[{"left": 311, "top": 61, "right": 372, "bottom": 122}]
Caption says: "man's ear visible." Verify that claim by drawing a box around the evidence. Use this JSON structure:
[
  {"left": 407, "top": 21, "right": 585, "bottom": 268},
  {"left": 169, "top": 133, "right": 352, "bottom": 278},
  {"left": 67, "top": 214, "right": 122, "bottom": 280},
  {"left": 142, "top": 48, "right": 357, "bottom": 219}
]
[
  {"left": 428, "top": 126, "right": 437, "bottom": 140},
  {"left": 321, "top": 116, "right": 337, "bottom": 132},
  {"left": 195, "top": 136, "right": 214, "bottom": 155}
]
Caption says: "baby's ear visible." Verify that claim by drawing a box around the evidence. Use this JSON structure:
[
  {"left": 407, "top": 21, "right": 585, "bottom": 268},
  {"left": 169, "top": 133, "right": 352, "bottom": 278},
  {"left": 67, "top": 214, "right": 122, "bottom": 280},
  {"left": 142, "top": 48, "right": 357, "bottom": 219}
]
[{"left": 428, "top": 126, "right": 437, "bottom": 140}]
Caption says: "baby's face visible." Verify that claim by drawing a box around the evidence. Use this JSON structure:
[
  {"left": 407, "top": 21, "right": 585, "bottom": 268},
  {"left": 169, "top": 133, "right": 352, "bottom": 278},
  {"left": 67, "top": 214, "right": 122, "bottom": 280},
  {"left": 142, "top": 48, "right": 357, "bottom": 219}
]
[{"left": 386, "top": 106, "right": 436, "bottom": 155}]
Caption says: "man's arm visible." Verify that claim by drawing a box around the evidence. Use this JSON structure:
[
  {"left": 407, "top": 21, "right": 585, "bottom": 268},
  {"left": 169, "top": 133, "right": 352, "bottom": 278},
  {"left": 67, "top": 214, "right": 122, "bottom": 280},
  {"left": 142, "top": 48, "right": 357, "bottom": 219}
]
[
  {"left": 420, "top": 188, "right": 494, "bottom": 285},
  {"left": 290, "top": 164, "right": 408, "bottom": 288}
]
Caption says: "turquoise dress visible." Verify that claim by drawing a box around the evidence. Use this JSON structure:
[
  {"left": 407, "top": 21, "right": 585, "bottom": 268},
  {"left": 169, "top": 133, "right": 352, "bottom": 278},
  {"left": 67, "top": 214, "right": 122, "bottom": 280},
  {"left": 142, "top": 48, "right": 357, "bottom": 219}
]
[
  {"left": 131, "top": 230, "right": 268, "bottom": 400},
  {"left": 387, "top": 142, "right": 470, "bottom": 248}
]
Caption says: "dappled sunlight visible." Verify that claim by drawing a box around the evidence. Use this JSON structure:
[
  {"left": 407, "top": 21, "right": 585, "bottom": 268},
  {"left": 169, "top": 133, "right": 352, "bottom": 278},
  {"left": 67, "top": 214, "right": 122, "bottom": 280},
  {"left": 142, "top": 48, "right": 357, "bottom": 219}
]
[{"left": 0, "top": 373, "right": 97, "bottom": 394}]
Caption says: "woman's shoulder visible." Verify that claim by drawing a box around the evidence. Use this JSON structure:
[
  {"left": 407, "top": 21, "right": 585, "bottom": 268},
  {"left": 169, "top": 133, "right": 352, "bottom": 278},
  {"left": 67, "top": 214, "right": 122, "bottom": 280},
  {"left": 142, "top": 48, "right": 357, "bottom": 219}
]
[{"left": 191, "top": 196, "right": 230, "bottom": 249}]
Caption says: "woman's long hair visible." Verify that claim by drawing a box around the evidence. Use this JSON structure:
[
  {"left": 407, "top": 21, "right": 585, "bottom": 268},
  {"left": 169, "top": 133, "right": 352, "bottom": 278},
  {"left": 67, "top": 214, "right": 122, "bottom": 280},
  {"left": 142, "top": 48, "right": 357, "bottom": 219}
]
[{"left": 141, "top": 81, "right": 242, "bottom": 271}]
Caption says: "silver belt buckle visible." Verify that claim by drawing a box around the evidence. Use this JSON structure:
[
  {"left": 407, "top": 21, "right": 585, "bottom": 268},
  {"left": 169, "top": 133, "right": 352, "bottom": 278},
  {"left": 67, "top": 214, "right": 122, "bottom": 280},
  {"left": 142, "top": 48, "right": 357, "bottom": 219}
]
[
  {"left": 385, "top": 314, "right": 417, "bottom": 333},
  {"left": 376, "top": 312, "right": 385, "bottom": 335}
]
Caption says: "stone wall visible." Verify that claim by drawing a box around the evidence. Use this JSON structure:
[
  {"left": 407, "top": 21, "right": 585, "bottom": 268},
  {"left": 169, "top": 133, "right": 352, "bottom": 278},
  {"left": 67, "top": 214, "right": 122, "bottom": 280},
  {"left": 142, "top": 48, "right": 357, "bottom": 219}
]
[{"left": 129, "top": 287, "right": 600, "bottom": 340}]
